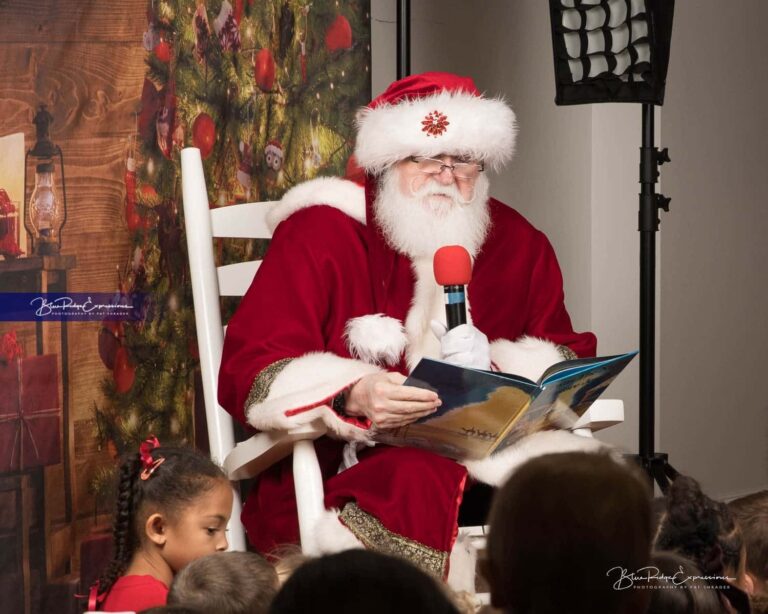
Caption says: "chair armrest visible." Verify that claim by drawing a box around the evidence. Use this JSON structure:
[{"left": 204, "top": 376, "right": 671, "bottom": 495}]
[
  {"left": 572, "top": 399, "right": 624, "bottom": 432},
  {"left": 223, "top": 419, "right": 327, "bottom": 480}
]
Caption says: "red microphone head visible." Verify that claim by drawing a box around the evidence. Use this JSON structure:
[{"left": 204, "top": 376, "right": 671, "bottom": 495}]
[{"left": 433, "top": 245, "right": 472, "bottom": 286}]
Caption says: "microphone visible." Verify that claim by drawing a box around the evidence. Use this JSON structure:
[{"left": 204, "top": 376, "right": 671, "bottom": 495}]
[{"left": 433, "top": 245, "right": 472, "bottom": 330}]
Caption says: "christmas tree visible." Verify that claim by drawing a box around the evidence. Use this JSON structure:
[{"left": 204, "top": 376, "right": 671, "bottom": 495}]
[{"left": 92, "top": 0, "right": 371, "bottom": 500}]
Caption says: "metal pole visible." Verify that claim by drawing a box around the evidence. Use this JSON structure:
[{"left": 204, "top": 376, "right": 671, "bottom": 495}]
[
  {"left": 396, "top": 0, "right": 411, "bottom": 79},
  {"left": 639, "top": 104, "right": 656, "bottom": 461}
]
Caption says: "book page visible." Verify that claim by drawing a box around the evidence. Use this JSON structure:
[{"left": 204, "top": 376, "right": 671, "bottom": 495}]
[{"left": 374, "top": 385, "right": 532, "bottom": 460}]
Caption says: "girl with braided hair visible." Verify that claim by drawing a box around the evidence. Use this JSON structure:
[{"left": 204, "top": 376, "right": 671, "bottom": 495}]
[{"left": 89, "top": 436, "right": 233, "bottom": 612}]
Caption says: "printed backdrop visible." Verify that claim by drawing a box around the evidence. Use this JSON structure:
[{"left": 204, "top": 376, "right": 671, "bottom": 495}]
[{"left": 0, "top": 1, "right": 371, "bottom": 611}]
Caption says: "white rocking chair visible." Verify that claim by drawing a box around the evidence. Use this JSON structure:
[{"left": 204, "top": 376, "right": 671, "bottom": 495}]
[{"left": 180, "top": 146, "right": 625, "bottom": 558}]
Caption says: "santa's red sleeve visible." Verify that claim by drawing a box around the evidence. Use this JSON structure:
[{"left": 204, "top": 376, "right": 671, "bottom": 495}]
[{"left": 217, "top": 205, "right": 381, "bottom": 439}]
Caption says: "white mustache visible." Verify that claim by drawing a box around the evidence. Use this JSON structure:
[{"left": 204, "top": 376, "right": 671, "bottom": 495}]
[{"left": 409, "top": 179, "right": 471, "bottom": 205}]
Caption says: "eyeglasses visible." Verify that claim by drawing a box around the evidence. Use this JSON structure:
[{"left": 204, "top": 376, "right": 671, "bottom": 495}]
[{"left": 408, "top": 156, "right": 484, "bottom": 181}]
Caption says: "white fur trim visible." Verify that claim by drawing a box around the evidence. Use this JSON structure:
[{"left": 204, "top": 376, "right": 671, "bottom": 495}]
[
  {"left": 302, "top": 508, "right": 364, "bottom": 555},
  {"left": 490, "top": 336, "right": 564, "bottom": 382},
  {"left": 267, "top": 177, "right": 366, "bottom": 233},
  {"left": 447, "top": 531, "right": 478, "bottom": 593},
  {"left": 245, "top": 352, "right": 382, "bottom": 441},
  {"left": 355, "top": 90, "right": 517, "bottom": 175},
  {"left": 344, "top": 314, "right": 408, "bottom": 366},
  {"left": 462, "top": 430, "right": 616, "bottom": 487}
]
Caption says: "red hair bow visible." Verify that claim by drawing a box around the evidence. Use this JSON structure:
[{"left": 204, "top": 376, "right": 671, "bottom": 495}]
[{"left": 139, "top": 435, "right": 165, "bottom": 480}]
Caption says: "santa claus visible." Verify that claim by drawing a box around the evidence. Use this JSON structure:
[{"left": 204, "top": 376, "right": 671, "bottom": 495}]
[{"left": 219, "top": 72, "right": 606, "bottom": 587}]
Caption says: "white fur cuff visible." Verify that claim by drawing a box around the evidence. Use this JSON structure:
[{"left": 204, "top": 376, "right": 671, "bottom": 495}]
[
  {"left": 344, "top": 314, "right": 408, "bottom": 366},
  {"left": 462, "top": 430, "right": 617, "bottom": 487},
  {"left": 490, "top": 335, "right": 564, "bottom": 382},
  {"left": 245, "top": 352, "right": 382, "bottom": 441}
]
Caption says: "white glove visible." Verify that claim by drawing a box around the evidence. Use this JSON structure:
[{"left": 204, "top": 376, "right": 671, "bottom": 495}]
[{"left": 430, "top": 320, "right": 491, "bottom": 370}]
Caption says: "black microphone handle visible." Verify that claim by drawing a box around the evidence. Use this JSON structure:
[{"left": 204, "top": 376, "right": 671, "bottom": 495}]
[{"left": 443, "top": 284, "right": 467, "bottom": 329}]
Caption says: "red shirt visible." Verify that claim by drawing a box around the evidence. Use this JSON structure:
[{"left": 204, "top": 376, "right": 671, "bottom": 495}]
[{"left": 100, "top": 574, "right": 168, "bottom": 612}]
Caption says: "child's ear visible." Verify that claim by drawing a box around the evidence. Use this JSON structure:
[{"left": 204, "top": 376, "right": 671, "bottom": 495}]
[
  {"left": 145, "top": 513, "right": 168, "bottom": 546},
  {"left": 742, "top": 571, "right": 755, "bottom": 596}
]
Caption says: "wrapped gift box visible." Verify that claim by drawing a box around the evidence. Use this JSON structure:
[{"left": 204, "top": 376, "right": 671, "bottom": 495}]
[{"left": 0, "top": 355, "right": 61, "bottom": 473}]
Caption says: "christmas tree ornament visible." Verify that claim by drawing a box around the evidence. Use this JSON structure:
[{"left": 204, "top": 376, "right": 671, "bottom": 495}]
[
  {"left": 0, "top": 188, "right": 24, "bottom": 258},
  {"left": 139, "top": 184, "right": 160, "bottom": 207},
  {"left": 237, "top": 140, "right": 254, "bottom": 198},
  {"left": 214, "top": 0, "right": 241, "bottom": 52},
  {"left": 139, "top": 79, "right": 161, "bottom": 143},
  {"left": 98, "top": 323, "right": 121, "bottom": 370},
  {"left": 264, "top": 139, "right": 283, "bottom": 172},
  {"left": 325, "top": 14, "right": 352, "bottom": 52},
  {"left": 113, "top": 346, "right": 136, "bottom": 394},
  {"left": 155, "top": 81, "right": 177, "bottom": 159},
  {"left": 193, "top": 2, "right": 212, "bottom": 63},
  {"left": 124, "top": 150, "right": 143, "bottom": 232},
  {"left": 143, "top": 19, "right": 161, "bottom": 51},
  {"left": 233, "top": 0, "right": 244, "bottom": 25},
  {"left": 299, "top": 37, "right": 307, "bottom": 82},
  {"left": 254, "top": 48, "right": 276, "bottom": 92},
  {"left": 154, "top": 37, "right": 172, "bottom": 63},
  {"left": 172, "top": 121, "right": 185, "bottom": 151},
  {"left": 192, "top": 112, "right": 216, "bottom": 159}
]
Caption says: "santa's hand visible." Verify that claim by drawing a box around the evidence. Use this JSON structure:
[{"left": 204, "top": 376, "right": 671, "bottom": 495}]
[
  {"left": 430, "top": 320, "right": 491, "bottom": 370},
  {"left": 344, "top": 372, "right": 441, "bottom": 429}
]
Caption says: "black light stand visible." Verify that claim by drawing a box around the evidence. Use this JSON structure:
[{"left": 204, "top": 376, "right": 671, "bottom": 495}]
[
  {"left": 638, "top": 103, "right": 678, "bottom": 491},
  {"left": 548, "top": 0, "right": 678, "bottom": 491},
  {"left": 396, "top": 0, "right": 411, "bottom": 79}
]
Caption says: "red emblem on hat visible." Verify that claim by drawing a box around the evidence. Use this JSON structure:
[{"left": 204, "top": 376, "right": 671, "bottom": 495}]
[{"left": 421, "top": 110, "right": 449, "bottom": 137}]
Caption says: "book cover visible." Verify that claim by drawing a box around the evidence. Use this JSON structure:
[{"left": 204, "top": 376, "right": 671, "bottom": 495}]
[{"left": 372, "top": 351, "right": 636, "bottom": 460}]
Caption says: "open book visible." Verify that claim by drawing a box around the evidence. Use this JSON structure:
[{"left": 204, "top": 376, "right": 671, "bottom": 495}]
[{"left": 372, "top": 351, "right": 636, "bottom": 460}]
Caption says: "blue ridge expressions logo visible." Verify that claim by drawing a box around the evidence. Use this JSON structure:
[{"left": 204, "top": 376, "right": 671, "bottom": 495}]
[{"left": 0, "top": 293, "right": 149, "bottom": 321}]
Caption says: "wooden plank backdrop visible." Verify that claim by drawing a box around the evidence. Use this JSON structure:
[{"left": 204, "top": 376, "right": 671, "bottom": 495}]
[{"left": 0, "top": 0, "right": 147, "bottom": 608}]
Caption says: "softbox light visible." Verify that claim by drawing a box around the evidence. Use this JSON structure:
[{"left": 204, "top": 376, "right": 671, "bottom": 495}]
[{"left": 548, "top": 0, "right": 674, "bottom": 105}]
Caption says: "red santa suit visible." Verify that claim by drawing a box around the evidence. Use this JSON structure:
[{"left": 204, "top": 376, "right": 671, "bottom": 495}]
[{"left": 218, "top": 73, "right": 597, "bottom": 579}]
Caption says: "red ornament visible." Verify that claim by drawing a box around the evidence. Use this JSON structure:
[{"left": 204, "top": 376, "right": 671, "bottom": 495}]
[
  {"left": 113, "top": 346, "right": 135, "bottom": 394},
  {"left": 98, "top": 325, "right": 121, "bottom": 370},
  {"left": 140, "top": 184, "right": 160, "bottom": 203},
  {"left": 234, "top": 0, "right": 244, "bottom": 25},
  {"left": 254, "top": 48, "right": 276, "bottom": 92},
  {"left": 192, "top": 113, "right": 216, "bottom": 159},
  {"left": 325, "top": 15, "right": 352, "bottom": 52},
  {"left": 154, "top": 39, "right": 171, "bottom": 63}
]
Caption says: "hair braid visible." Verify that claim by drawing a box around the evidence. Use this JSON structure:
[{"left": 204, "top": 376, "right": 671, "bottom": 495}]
[{"left": 97, "top": 454, "right": 141, "bottom": 596}]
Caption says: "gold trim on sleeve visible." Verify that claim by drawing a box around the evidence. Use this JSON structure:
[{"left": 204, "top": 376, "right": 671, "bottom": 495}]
[
  {"left": 558, "top": 345, "right": 578, "bottom": 361},
  {"left": 244, "top": 357, "right": 294, "bottom": 412}
]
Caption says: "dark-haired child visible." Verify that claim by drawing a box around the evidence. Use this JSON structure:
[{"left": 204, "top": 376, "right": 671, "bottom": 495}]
[
  {"left": 655, "top": 475, "right": 751, "bottom": 613},
  {"left": 91, "top": 436, "right": 234, "bottom": 612}
]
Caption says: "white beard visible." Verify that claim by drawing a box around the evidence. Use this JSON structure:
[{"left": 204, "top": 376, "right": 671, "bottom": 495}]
[{"left": 373, "top": 169, "right": 491, "bottom": 259}]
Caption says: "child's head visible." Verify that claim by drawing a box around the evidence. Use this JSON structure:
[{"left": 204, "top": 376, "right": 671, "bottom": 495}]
[
  {"left": 98, "top": 437, "right": 233, "bottom": 594},
  {"left": 168, "top": 551, "right": 279, "bottom": 614},
  {"left": 645, "top": 551, "right": 728, "bottom": 614},
  {"left": 655, "top": 476, "right": 746, "bottom": 586},
  {"left": 728, "top": 490, "right": 768, "bottom": 597},
  {"left": 268, "top": 550, "right": 460, "bottom": 614},
  {"left": 267, "top": 544, "right": 311, "bottom": 586},
  {"left": 484, "top": 451, "right": 653, "bottom": 614}
]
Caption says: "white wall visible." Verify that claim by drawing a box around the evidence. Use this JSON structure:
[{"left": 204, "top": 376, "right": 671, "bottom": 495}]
[
  {"left": 370, "top": 0, "right": 767, "bottom": 497},
  {"left": 660, "top": 0, "right": 768, "bottom": 499}
]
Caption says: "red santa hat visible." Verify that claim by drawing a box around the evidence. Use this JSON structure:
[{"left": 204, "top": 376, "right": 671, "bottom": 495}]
[{"left": 354, "top": 72, "right": 517, "bottom": 175}]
